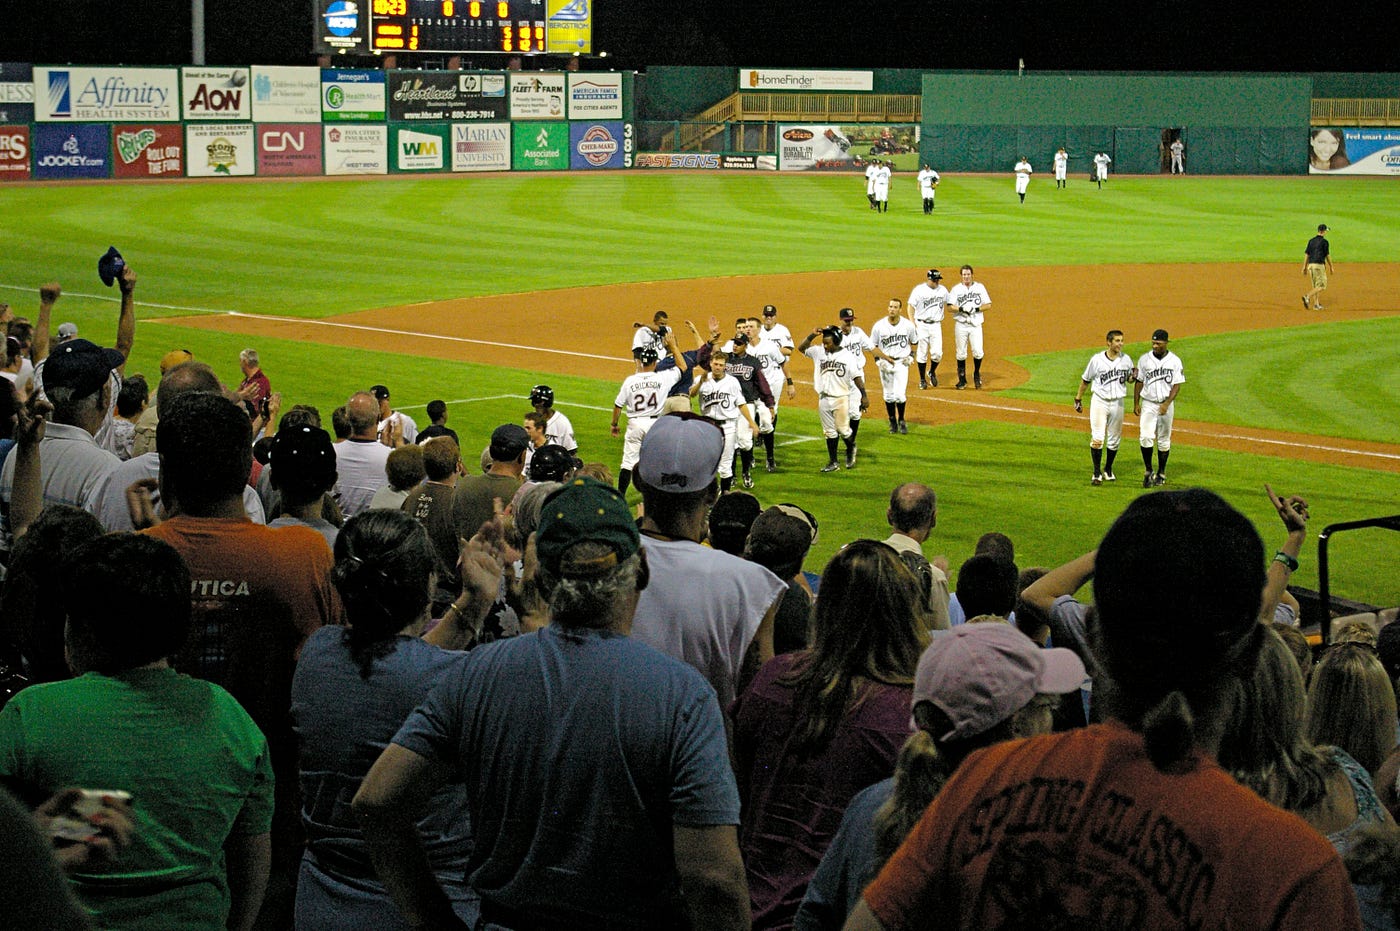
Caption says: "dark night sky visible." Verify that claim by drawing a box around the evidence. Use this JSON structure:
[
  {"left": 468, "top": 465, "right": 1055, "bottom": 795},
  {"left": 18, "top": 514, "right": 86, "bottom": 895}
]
[{"left": 4, "top": 1, "right": 1398, "bottom": 73}]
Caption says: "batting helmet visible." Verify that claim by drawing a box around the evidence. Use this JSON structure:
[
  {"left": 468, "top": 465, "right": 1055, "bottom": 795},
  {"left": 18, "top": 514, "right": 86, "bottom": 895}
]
[
  {"left": 927, "top": 269, "right": 942, "bottom": 281},
  {"left": 529, "top": 385, "right": 554, "bottom": 407},
  {"left": 637, "top": 346, "right": 659, "bottom": 365},
  {"left": 529, "top": 444, "right": 573, "bottom": 482}
]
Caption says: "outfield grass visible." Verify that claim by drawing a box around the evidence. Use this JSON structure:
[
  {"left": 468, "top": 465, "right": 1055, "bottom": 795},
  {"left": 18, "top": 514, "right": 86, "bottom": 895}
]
[{"left": 3, "top": 172, "right": 1397, "bottom": 605}]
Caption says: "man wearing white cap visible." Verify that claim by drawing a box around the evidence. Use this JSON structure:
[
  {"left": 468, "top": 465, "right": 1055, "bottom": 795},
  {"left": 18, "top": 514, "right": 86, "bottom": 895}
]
[{"left": 630, "top": 413, "right": 786, "bottom": 709}]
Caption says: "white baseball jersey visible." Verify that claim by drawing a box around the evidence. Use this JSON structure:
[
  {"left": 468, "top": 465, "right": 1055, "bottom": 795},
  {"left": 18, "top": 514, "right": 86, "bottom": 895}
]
[
  {"left": 917, "top": 168, "right": 939, "bottom": 197},
  {"left": 746, "top": 338, "right": 786, "bottom": 389},
  {"left": 803, "top": 345, "right": 862, "bottom": 398},
  {"left": 840, "top": 326, "right": 873, "bottom": 373},
  {"left": 907, "top": 282, "right": 949, "bottom": 323},
  {"left": 631, "top": 326, "right": 668, "bottom": 359},
  {"left": 1053, "top": 151, "right": 1068, "bottom": 175},
  {"left": 947, "top": 282, "right": 991, "bottom": 326},
  {"left": 615, "top": 368, "right": 682, "bottom": 420},
  {"left": 697, "top": 374, "right": 747, "bottom": 422},
  {"left": 874, "top": 165, "right": 891, "bottom": 197},
  {"left": 1015, "top": 160, "right": 1032, "bottom": 176},
  {"left": 1136, "top": 351, "right": 1185, "bottom": 404},
  {"left": 545, "top": 410, "right": 577, "bottom": 451},
  {"left": 870, "top": 317, "right": 917, "bottom": 362},
  {"left": 1095, "top": 153, "right": 1112, "bottom": 178},
  {"left": 1081, "top": 351, "right": 1135, "bottom": 401},
  {"left": 865, "top": 164, "right": 877, "bottom": 194},
  {"left": 378, "top": 410, "right": 418, "bottom": 444},
  {"left": 761, "top": 321, "right": 794, "bottom": 350}
]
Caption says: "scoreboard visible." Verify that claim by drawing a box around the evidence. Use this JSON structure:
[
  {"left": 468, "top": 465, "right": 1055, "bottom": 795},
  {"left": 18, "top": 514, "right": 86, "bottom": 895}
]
[{"left": 370, "top": 0, "right": 547, "bottom": 54}]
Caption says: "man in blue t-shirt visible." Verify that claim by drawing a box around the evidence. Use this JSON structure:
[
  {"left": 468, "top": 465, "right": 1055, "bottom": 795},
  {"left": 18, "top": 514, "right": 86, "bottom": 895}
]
[{"left": 354, "top": 478, "right": 749, "bottom": 931}]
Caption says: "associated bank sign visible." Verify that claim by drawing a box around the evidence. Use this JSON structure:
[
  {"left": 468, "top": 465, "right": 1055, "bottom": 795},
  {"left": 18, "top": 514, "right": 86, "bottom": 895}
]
[
  {"left": 739, "top": 69, "right": 873, "bottom": 92},
  {"left": 35, "top": 67, "right": 180, "bottom": 122}
]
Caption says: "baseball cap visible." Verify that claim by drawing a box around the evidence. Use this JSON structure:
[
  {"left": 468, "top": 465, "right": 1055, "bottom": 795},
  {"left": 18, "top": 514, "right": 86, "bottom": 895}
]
[
  {"left": 56, "top": 322, "right": 78, "bottom": 341},
  {"left": 489, "top": 423, "right": 530, "bottom": 461},
  {"left": 636, "top": 413, "right": 724, "bottom": 493},
  {"left": 43, "top": 338, "right": 125, "bottom": 398},
  {"left": 636, "top": 345, "right": 659, "bottom": 365},
  {"left": 773, "top": 503, "right": 819, "bottom": 544},
  {"left": 370, "top": 385, "right": 391, "bottom": 401},
  {"left": 1318, "top": 223, "right": 1330, "bottom": 232},
  {"left": 270, "top": 426, "right": 337, "bottom": 484},
  {"left": 536, "top": 477, "right": 640, "bottom": 578},
  {"left": 915, "top": 625, "right": 1085, "bottom": 742},
  {"left": 159, "top": 349, "right": 194, "bottom": 374},
  {"left": 839, "top": 308, "right": 856, "bottom": 320},
  {"left": 1151, "top": 329, "right": 1169, "bottom": 341},
  {"left": 927, "top": 269, "right": 942, "bottom": 281},
  {"left": 762, "top": 304, "right": 778, "bottom": 317},
  {"left": 97, "top": 246, "right": 125, "bottom": 287},
  {"left": 744, "top": 506, "right": 816, "bottom": 579}
]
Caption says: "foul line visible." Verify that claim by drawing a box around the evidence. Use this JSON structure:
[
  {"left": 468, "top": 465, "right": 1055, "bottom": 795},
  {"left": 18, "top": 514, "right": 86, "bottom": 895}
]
[{"left": 0, "top": 283, "right": 232, "bottom": 315}]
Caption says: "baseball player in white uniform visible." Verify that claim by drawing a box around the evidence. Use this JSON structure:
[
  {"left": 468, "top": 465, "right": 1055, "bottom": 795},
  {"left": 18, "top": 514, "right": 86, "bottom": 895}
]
[
  {"left": 917, "top": 163, "right": 939, "bottom": 214},
  {"left": 691, "top": 352, "right": 756, "bottom": 492},
  {"left": 865, "top": 161, "right": 878, "bottom": 210},
  {"left": 631, "top": 311, "right": 672, "bottom": 362},
  {"left": 874, "top": 161, "right": 891, "bottom": 213},
  {"left": 758, "top": 306, "right": 797, "bottom": 471},
  {"left": 837, "top": 307, "right": 873, "bottom": 457},
  {"left": 1014, "top": 156, "right": 1032, "bottom": 203},
  {"left": 1074, "top": 329, "right": 1136, "bottom": 485},
  {"left": 1133, "top": 328, "right": 1185, "bottom": 487},
  {"left": 869, "top": 298, "right": 918, "bottom": 434},
  {"left": 946, "top": 264, "right": 991, "bottom": 389},
  {"left": 1094, "top": 151, "right": 1112, "bottom": 187},
  {"left": 799, "top": 326, "right": 868, "bottom": 472},
  {"left": 1053, "top": 147, "right": 1068, "bottom": 188},
  {"left": 1170, "top": 138, "right": 1185, "bottom": 174},
  {"left": 612, "top": 331, "right": 684, "bottom": 494},
  {"left": 530, "top": 385, "right": 577, "bottom": 454},
  {"left": 907, "top": 268, "right": 949, "bottom": 388}
]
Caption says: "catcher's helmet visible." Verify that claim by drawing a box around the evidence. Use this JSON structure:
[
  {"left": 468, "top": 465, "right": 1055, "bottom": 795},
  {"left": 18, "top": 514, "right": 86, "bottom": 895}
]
[
  {"left": 529, "top": 444, "right": 573, "bottom": 482},
  {"left": 529, "top": 385, "right": 554, "bottom": 407},
  {"left": 927, "top": 269, "right": 942, "bottom": 282}
]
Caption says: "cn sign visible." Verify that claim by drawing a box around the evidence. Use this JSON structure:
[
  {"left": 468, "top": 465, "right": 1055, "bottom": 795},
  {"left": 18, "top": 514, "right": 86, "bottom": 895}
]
[
  {"left": 256, "top": 123, "right": 322, "bottom": 176},
  {"left": 0, "top": 125, "right": 31, "bottom": 180}
]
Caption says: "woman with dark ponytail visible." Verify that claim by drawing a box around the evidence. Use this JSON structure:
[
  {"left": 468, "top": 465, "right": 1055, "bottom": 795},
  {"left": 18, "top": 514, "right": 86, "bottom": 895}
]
[
  {"left": 291, "top": 509, "right": 504, "bottom": 930},
  {"left": 843, "top": 489, "right": 1364, "bottom": 931}
]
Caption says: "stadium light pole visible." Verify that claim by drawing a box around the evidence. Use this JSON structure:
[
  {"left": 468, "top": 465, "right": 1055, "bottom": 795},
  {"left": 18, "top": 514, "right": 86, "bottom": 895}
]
[{"left": 192, "top": 0, "right": 206, "bottom": 64}]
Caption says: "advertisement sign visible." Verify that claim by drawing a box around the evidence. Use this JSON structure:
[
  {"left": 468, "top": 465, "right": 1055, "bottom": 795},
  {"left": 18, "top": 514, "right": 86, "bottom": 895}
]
[
  {"left": 0, "top": 125, "right": 30, "bottom": 181},
  {"left": 635, "top": 152, "right": 721, "bottom": 169},
  {"left": 391, "top": 123, "right": 449, "bottom": 172},
  {"left": 32, "top": 124, "right": 110, "bottom": 180},
  {"left": 567, "top": 73, "right": 621, "bottom": 120},
  {"left": 509, "top": 73, "right": 566, "bottom": 120},
  {"left": 251, "top": 66, "right": 322, "bottom": 123},
  {"left": 0, "top": 63, "right": 34, "bottom": 124},
  {"left": 321, "top": 69, "right": 385, "bottom": 122},
  {"left": 257, "top": 124, "right": 323, "bottom": 176},
  {"left": 451, "top": 122, "right": 510, "bottom": 172},
  {"left": 324, "top": 124, "right": 388, "bottom": 175},
  {"left": 387, "top": 71, "right": 508, "bottom": 122},
  {"left": 35, "top": 67, "right": 178, "bottom": 122},
  {"left": 569, "top": 121, "right": 623, "bottom": 170},
  {"left": 112, "top": 124, "right": 184, "bottom": 179},
  {"left": 512, "top": 122, "right": 568, "bottom": 170},
  {"left": 740, "top": 70, "right": 873, "bottom": 92},
  {"left": 1309, "top": 127, "right": 1400, "bottom": 176},
  {"left": 546, "top": 0, "right": 592, "bottom": 52},
  {"left": 314, "top": 0, "right": 367, "bottom": 53},
  {"left": 185, "top": 123, "right": 255, "bottom": 177},
  {"left": 182, "top": 67, "right": 251, "bottom": 120},
  {"left": 777, "top": 123, "right": 917, "bottom": 171},
  {"left": 720, "top": 154, "right": 758, "bottom": 170}
]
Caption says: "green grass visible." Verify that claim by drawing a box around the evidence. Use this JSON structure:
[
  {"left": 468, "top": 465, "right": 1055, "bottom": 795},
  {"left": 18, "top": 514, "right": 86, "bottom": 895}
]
[{"left": 3, "top": 172, "right": 1397, "bottom": 605}]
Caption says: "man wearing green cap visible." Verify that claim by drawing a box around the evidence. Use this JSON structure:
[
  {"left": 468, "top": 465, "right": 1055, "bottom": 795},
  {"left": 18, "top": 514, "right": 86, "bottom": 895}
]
[{"left": 356, "top": 478, "right": 749, "bottom": 931}]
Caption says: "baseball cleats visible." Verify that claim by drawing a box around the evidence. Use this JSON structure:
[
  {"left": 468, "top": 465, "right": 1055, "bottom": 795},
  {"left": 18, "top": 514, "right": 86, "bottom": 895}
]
[
  {"left": 919, "top": 380, "right": 929, "bottom": 390},
  {"left": 929, "top": 375, "right": 937, "bottom": 387},
  {"left": 888, "top": 423, "right": 898, "bottom": 434},
  {"left": 820, "top": 462, "right": 840, "bottom": 473},
  {"left": 955, "top": 380, "right": 967, "bottom": 390},
  {"left": 765, "top": 460, "right": 777, "bottom": 473},
  {"left": 1091, "top": 473, "right": 1103, "bottom": 486},
  {"left": 846, "top": 447, "right": 857, "bottom": 469},
  {"left": 1143, "top": 472, "right": 1155, "bottom": 488},
  {"left": 898, "top": 422, "right": 908, "bottom": 434},
  {"left": 974, "top": 376, "right": 983, "bottom": 389},
  {"left": 1314, "top": 304, "right": 1325, "bottom": 310},
  {"left": 1104, "top": 471, "right": 1116, "bottom": 482},
  {"left": 742, "top": 473, "right": 754, "bottom": 489},
  {"left": 1302, "top": 296, "right": 1310, "bottom": 309},
  {"left": 1153, "top": 473, "right": 1167, "bottom": 487}
]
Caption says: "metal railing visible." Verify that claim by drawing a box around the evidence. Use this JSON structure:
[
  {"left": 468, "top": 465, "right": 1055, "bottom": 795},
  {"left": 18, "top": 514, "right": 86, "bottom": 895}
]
[
  {"left": 661, "top": 93, "right": 922, "bottom": 150},
  {"left": 1317, "top": 514, "right": 1400, "bottom": 643},
  {"left": 1311, "top": 98, "right": 1400, "bottom": 126}
]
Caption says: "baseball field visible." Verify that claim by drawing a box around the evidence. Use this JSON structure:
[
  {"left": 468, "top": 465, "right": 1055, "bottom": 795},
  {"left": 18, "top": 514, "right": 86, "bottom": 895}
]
[{"left": 2, "top": 170, "right": 1397, "bottom": 606}]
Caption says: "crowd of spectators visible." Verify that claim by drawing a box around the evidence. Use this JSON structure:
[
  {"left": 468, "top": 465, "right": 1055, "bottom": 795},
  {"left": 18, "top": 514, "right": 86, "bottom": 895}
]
[{"left": 2, "top": 277, "right": 1400, "bottom": 931}]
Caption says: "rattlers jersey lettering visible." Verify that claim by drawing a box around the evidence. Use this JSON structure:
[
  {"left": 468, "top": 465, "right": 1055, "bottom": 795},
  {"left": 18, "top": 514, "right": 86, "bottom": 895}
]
[
  {"left": 615, "top": 368, "right": 682, "bottom": 419},
  {"left": 917, "top": 168, "right": 939, "bottom": 194},
  {"left": 698, "top": 374, "right": 747, "bottom": 422},
  {"left": 1081, "top": 351, "right": 1135, "bottom": 401},
  {"left": 545, "top": 411, "right": 577, "bottom": 452},
  {"left": 761, "top": 322, "right": 795, "bottom": 351},
  {"left": 631, "top": 327, "right": 667, "bottom": 359},
  {"left": 841, "top": 326, "right": 873, "bottom": 372},
  {"left": 907, "top": 283, "right": 949, "bottom": 323},
  {"left": 804, "top": 346, "right": 861, "bottom": 398},
  {"left": 870, "top": 317, "right": 917, "bottom": 361},
  {"left": 721, "top": 352, "right": 771, "bottom": 406},
  {"left": 947, "top": 282, "right": 991, "bottom": 324},
  {"left": 747, "top": 338, "right": 786, "bottom": 384},
  {"left": 1135, "top": 350, "right": 1185, "bottom": 403}
]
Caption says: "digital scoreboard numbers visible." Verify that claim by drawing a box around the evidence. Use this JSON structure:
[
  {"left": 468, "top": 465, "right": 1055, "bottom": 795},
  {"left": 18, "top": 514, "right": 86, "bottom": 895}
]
[{"left": 371, "top": 0, "right": 547, "bottom": 53}]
